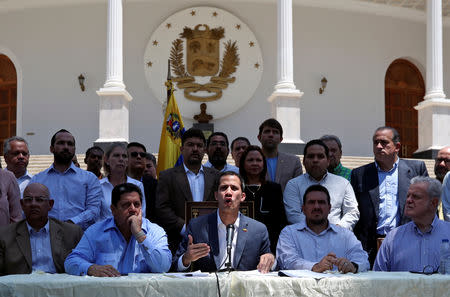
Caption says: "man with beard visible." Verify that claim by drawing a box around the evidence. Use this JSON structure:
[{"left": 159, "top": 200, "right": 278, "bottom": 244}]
[
  {"left": 204, "top": 132, "right": 239, "bottom": 173},
  {"left": 320, "top": 135, "right": 352, "bottom": 181},
  {"left": 3, "top": 137, "right": 33, "bottom": 196},
  {"left": 84, "top": 146, "right": 104, "bottom": 179},
  {"left": 277, "top": 185, "right": 369, "bottom": 273},
  {"left": 283, "top": 139, "right": 359, "bottom": 230},
  {"left": 30, "top": 129, "right": 102, "bottom": 230},
  {"left": 155, "top": 128, "right": 219, "bottom": 253}
]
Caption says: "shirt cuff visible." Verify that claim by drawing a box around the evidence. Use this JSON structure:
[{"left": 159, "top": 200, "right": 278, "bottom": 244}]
[{"left": 177, "top": 254, "right": 191, "bottom": 271}]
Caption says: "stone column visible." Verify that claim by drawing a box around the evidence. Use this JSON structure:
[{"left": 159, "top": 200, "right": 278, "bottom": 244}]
[
  {"left": 414, "top": 0, "right": 450, "bottom": 158},
  {"left": 95, "top": 0, "right": 132, "bottom": 148},
  {"left": 268, "top": 0, "right": 304, "bottom": 154}
]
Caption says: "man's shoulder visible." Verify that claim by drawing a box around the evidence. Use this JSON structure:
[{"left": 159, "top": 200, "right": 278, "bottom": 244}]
[
  {"left": 0, "top": 169, "right": 16, "bottom": 181},
  {"left": 278, "top": 151, "right": 300, "bottom": 162},
  {"left": 203, "top": 166, "right": 219, "bottom": 176},
  {"left": 240, "top": 214, "right": 267, "bottom": 233},
  {"left": 142, "top": 217, "right": 166, "bottom": 234},
  {"left": 0, "top": 219, "right": 26, "bottom": 238},
  {"left": 189, "top": 212, "right": 215, "bottom": 227},
  {"left": 399, "top": 158, "right": 426, "bottom": 169},
  {"left": 159, "top": 166, "right": 184, "bottom": 177},
  {"left": 352, "top": 162, "right": 376, "bottom": 173},
  {"left": 49, "top": 218, "right": 83, "bottom": 233},
  {"left": 285, "top": 173, "right": 306, "bottom": 187},
  {"left": 327, "top": 172, "right": 350, "bottom": 185}
]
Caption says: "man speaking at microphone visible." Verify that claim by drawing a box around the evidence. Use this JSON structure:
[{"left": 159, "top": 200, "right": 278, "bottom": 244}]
[{"left": 174, "top": 171, "right": 274, "bottom": 272}]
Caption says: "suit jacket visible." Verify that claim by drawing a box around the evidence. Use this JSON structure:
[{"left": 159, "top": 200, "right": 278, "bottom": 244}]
[
  {"left": 173, "top": 211, "right": 271, "bottom": 272},
  {"left": 142, "top": 175, "right": 158, "bottom": 221},
  {"left": 351, "top": 159, "right": 428, "bottom": 265},
  {"left": 155, "top": 165, "right": 219, "bottom": 252},
  {"left": 266, "top": 151, "right": 303, "bottom": 191},
  {"left": 0, "top": 218, "right": 83, "bottom": 275}
]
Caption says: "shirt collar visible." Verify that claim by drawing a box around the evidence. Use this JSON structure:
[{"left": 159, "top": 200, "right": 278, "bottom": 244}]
[
  {"left": 183, "top": 163, "right": 204, "bottom": 175},
  {"left": 216, "top": 210, "right": 240, "bottom": 230},
  {"left": 375, "top": 157, "right": 399, "bottom": 173},
  {"left": 296, "top": 220, "right": 337, "bottom": 235},
  {"left": 49, "top": 162, "right": 78, "bottom": 174},
  {"left": 26, "top": 220, "right": 50, "bottom": 234},
  {"left": 333, "top": 163, "right": 343, "bottom": 172},
  {"left": 306, "top": 172, "right": 328, "bottom": 183},
  {"left": 413, "top": 215, "right": 439, "bottom": 235}
]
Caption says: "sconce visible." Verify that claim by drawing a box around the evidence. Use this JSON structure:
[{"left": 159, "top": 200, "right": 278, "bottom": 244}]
[
  {"left": 78, "top": 74, "right": 85, "bottom": 92},
  {"left": 319, "top": 77, "right": 327, "bottom": 94}
]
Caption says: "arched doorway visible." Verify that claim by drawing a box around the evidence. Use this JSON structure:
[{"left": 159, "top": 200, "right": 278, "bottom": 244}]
[
  {"left": 0, "top": 54, "right": 17, "bottom": 155},
  {"left": 385, "top": 59, "right": 424, "bottom": 158}
]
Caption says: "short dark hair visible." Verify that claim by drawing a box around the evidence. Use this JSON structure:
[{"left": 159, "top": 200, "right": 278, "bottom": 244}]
[
  {"left": 127, "top": 142, "right": 147, "bottom": 152},
  {"left": 207, "top": 132, "right": 229, "bottom": 148},
  {"left": 111, "top": 183, "right": 143, "bottom": 206},
  {"left": 231, "top": 137, "right": 250, "bottom": 151},
  {"left": 258, "top": 118, "right": 283, "bottom": 138},
  {"left": 303, "top": 139, "right": 329, "bottom": 157},
  {"left": 374, "top": 126, "right": 400, "bottom": 144},
  {"left": 319, "top": 135, "right": 342, "bottom": 152},
  {"left": 85, "top": 146, "right": 104, "bottom": 158},
  {"left": 145, "top": 153, "right": 157, "bottom": 166},
  {"left": 303, "top": 184, "right": 331, "bottom": 205},
  {"left": 239, "top": 145, "right": 267, "bottom": 184},
  {"left": 181, "top": 128, "right": 206, "bottom": 146},
  {"left": 215, "top": 171, "right": 244, "bottom": 192},
  {"left": 51, "top": 129, "right": 74, "bottom": 146}
]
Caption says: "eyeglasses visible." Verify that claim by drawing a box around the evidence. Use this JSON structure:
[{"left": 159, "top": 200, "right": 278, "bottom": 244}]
[
  {"left": 409, "top": 265, "right": 439, "bottom": 275},
  {"left": 129, "top": 152, "right": 146, "bottom": 158},
  {"left": 22, "top": 196, "right": 50, "bottom": 204},
  {"left": 436, "top": 158, "right": 450, "bottom": 164}
]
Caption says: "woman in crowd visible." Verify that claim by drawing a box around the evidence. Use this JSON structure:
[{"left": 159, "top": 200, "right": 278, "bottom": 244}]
[
  {"left": 98, "top": 143, "right": 146, "bottom": 220},
  {"left": 239, "top": 145, "right": 287, "bottom": 253}
]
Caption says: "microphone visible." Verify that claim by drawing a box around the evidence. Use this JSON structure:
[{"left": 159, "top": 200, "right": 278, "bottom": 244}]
[{"left": 225, "top": 224, "right": 235, "bottom": 270}]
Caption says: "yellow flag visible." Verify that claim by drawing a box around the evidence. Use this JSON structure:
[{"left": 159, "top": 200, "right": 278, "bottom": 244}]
[{"left": 156, "top": 90, "right": 185, "bottom": 177}]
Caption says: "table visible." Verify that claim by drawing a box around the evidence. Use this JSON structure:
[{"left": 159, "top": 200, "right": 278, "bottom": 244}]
[{"left": 0, "top": 271, "right": 449, "bottom": 297}]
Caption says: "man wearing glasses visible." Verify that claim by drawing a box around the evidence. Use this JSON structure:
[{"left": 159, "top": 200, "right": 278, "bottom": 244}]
[
  {"left": 0, "top": 183, "right": 83, "bottom": 275},
  {"left": 374, "top": 177, "right": 450, "bottom": 272}
]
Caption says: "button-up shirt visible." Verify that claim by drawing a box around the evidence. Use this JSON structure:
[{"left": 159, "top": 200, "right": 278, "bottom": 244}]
[
  {"left": 277, "top": 221, "right": 369, "bottom": 272},
  {"left": 376, "top": 158, "right": 400, "bottom": 235},
  {"left": 331, "top": 163, "right": 351, "bottom": 181},
  {"left": 16, "top": 171, "right": 33, "bottom": 197},
  {"left": 373, "top": 216, "right": 450, "bottom": 272},
  {"left": 183, "top": 163, "right": 205, "bottom": 202},
  {"left": 64, "top": 217, "right": 172, "bottom": 275},
  {"left": 26, "top": 220, "right": 56, "bottom": 273},
  {"left": 203, "top": 161, "right": 239, "bottom": 174},
  {"left": 442, "top": 172, "right": 450, "bottom": 222},
  {"left": 98, "top": 176, "right": 146, "bottom": 221},
  {"left": 283, "top": 172, "right": 359, "bottom": 229},
  {"left": 266, "top": 157, "right": 277, "bottom": 182},
  {"left": 30, "top": 163, "right": 102, "bottom": 230}
]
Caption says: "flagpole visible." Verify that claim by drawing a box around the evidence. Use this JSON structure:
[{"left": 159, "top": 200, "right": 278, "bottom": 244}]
[{"left": 166, "top": 59, "right": 172, "bottom": 103}]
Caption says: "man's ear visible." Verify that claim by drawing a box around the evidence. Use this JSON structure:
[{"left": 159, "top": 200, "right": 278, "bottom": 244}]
[
  {"left": 240, "top": 192, "right": 246, "bottom": 202},
  {"left": 214, "top": 191, "right": 218, "bottom": 201},
  {"left": 50, "top": 145, "right": 54, "bottom": 154},
  {"left": 394, "top": 141, "right": 401, "bottom": 153}
]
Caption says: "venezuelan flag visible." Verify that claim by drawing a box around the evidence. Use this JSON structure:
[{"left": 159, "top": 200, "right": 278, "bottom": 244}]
[{"left": 156, "top": 86, "right": 185, "bottom": 177}]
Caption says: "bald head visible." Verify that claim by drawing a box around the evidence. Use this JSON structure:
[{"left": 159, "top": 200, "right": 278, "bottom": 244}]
[
  {"left": 435, "top": 146, "right": 450, "bottom": 182},
  {"left": 23, "top": 183, "right": 50, "bottom": 199},
  {"left": 21, "top": 183, "right": 53, "bottom": 229}
]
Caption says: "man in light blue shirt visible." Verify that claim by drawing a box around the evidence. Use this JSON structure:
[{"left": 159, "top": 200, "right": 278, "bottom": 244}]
[
  {"left": 443, "top": 172, "right": 450, "bottom": 222},
  {"left": 204, "top": 132, "right": 239, "bottom": 173},
  {"left": 65, "top": 183, "right": 171, "bottom": 276},
  {"left": 278, "top": 185, "right": 369, "bottom": 273},
  {"left": 30, "top": 129, "right": 102, "bottom": 230},
  {"left": 374, "top": 177, "right": 450, "bottom": 272},
  {"left": 3, "top": 136, "right": 33, "bottom": 197}
]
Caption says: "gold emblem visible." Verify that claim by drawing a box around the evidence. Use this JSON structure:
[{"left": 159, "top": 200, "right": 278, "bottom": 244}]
[{"left": 170, "top": 24, "right": 240, "bottom": 102}]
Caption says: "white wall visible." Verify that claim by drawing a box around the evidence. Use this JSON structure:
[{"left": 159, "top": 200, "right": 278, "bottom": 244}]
[{"left": 0, "top": 1, "right": 447, "bottom": 156}]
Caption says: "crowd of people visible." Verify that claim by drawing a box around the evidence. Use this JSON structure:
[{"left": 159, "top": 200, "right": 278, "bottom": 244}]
[{"left": 0, "top": 118, "right": 449, "bottom": 276}]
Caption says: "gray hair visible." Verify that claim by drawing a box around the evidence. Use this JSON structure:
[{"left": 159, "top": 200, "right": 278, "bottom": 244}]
[
  {"left": 410, "top": 176, "right": 442, "bottom": 201},
  {"left": 3, "top": 136, "right": 29, "bottom": 156},
  {"left": 320, "top": 135, "right": 342, "bottom": 151}
]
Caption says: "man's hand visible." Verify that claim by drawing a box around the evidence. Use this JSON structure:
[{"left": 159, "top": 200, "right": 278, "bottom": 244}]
[
  {"left": 257, "top": 253, "right": 275, "bottom": 274},
  {"left": 312, "top": 252, "right": 337, "bottom": 273},
  {"left": 182, "top": 235, "right": 210, "bottom": 267},
  {"left": 335, "top": 257, "right": 356, "bottom": 274},
  {"left": 87, "top": 264, "right": 120, "bottom": 277},
  {"left": 128, "top": 210, "right": 143, "bottom": 234}
]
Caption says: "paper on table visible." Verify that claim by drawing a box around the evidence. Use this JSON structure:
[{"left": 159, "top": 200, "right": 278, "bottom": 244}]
[
  {"left": 279, "top": 270, "right": 338, "bottom": 279},
  {"left": 165, "top": 271, "right": 210, "bottom": 278}
]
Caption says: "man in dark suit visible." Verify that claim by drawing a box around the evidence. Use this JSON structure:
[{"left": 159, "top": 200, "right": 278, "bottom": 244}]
[
  {"left": 156, "top": 128, "right": 218, "bottom": 253},
  {"left": 0, "top": 183, "right": 83, "bottom": 275},
  {"left": 351, "top": 126, "right": 428, "bottom": 265},
  {"left": 174, "top": 171, "right": 274, "bottom": 272},
  {"left": 258, "top": 118, "right": 303, "bottom": 191}
]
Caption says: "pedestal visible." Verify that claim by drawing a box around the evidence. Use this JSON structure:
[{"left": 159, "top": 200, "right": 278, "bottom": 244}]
[
  {"left": 267, "top": 90, "right": 304, "bottom": 155},
  {"left": 94, "top": 88, "right": 132, "bottom": 150},
  {"left": 413, "top": 99, "right": 450, "bottom": 159}
]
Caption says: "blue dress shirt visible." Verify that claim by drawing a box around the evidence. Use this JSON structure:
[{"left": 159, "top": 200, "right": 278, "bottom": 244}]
[
  {"left": 203, "top": 161, "right": 239, "bottom": 173},
  {"left": 98, "top": 176, "right": 146, "bottom": 221},
  {"left": 26, "top": 221, "right": 56, "bottom": 273},
  {"left": 376, "top": 158, "right": 400, "bottom": 235},
  {"left": 442, "top": 172, "right": 450, "bottom": 222},
  {"left": 266, "top": 157, "right": 277, "bottom": 182},
  {"left": 277, "top": 221, "right": 369, "bottom": 272},
  {"left": 17, "top": 171, "right": 33, "bottom": 197},
  {"left": 373, "top": 216, "right": 450, "bottom": 272},
  {"left": 30, "top": 163, "right": 102, "bottom": 230},
  {"left": 64, "top": 217, "right": 172, "bottom": 275},
  {"left": 183, "top": 163, "right": 205, "bottom": 202}
]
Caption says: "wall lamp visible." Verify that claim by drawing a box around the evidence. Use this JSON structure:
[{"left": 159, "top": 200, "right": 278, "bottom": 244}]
[
  {"left": 78, "top": 74, "right": 85, "bottom": 92},
  {"left": 319, "top": 77, "right": 327, "bottom": 94}
]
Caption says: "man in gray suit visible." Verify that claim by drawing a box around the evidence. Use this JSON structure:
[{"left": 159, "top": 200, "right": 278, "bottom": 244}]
[
  {"left": 258, "top": 118, "right": 303, "bottom": 191},
  {"left": 174, "top": 171, "right": 274, "bottom": 272},
  {"left": 0, "top": 183, "right": 83, "bottom": 275},
  {"left": 156, "top": 128, "right": 219, "bottom": 253}
]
